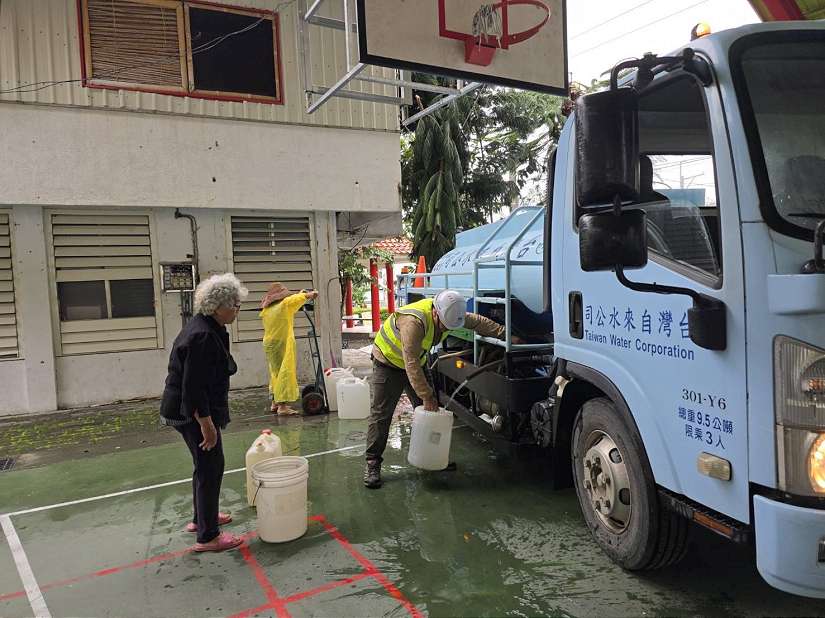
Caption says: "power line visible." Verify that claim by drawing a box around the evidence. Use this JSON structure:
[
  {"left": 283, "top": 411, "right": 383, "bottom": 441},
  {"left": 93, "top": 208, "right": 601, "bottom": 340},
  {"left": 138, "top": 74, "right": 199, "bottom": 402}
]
[
  {"left": 572, "top": 0, "right": 711, "bottom": 58},
  {"left": 570, "top": 0, "right": 657, "bottom": 41}
]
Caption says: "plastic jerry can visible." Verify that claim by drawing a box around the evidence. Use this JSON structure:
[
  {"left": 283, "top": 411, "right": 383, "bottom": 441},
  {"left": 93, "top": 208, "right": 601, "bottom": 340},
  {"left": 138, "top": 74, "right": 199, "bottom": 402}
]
[
  {"left": 246, "top": 429, "right": 283, "bottom": 506},
  {"left": 323, "top": 367, "right": 354, "bottom": 411},
  {"left": 407, "top": 406, "right": 453, "bottom": 470},
  {"left": 336, "top": 377, "right": 370, "bottom": 419}
]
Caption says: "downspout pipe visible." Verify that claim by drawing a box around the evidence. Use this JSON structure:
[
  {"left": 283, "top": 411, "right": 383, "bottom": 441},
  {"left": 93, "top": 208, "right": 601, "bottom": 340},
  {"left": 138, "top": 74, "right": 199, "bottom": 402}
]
[{"left": 174, "top": 209, "right": 200, "bottom": 284}]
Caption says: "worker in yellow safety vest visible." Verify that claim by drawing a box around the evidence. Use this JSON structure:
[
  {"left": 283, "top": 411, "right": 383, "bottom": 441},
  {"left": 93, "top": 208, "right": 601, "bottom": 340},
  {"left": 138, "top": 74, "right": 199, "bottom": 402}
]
[{"left": 365, "top": 290, "right": 509, "bottom": 489}]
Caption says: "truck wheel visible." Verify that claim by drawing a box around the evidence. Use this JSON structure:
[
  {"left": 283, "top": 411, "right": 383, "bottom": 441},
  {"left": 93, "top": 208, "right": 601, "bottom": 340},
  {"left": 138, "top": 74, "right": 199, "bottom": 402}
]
[{"left": 571, "top": 397, "right": 688, "bottom": 570}]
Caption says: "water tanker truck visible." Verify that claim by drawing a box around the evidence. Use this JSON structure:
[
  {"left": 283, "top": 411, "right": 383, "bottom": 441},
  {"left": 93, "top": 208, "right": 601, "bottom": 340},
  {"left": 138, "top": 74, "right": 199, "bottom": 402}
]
[{"left": 399, "top": 21, "right": 825, "bottom": 598}]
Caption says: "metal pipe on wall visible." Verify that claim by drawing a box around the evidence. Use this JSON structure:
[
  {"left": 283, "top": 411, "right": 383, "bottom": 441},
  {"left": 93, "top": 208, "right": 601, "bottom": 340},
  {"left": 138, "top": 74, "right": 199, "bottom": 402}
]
[{"left": 174, "top": 209, "right": 200, "bottom": 283}]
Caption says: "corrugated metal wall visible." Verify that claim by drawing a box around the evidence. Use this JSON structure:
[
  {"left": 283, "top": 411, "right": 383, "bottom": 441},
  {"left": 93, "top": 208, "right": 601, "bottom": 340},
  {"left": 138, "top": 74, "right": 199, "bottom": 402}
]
[{"left": 0, "top": 0, "right": 400, "bottom": 132}]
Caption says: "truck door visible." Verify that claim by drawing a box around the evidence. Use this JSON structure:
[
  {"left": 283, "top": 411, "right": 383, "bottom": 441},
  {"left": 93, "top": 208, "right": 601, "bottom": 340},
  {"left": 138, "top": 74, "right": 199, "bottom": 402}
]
[{"left": 556, "top": 71, "right": 749, "bottom": 523}]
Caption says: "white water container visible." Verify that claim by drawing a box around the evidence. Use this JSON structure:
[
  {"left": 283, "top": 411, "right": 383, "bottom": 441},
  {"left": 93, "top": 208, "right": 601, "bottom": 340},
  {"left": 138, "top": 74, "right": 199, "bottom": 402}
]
[
  {"left": 337, "top": 377, "right": 370, "bottom": 420},
  {"left": 246, "top": 429, "right": 283, "bottom": 506},
  {"left": 323, "top": 368, "right": 354, "bottom": 411},
  {"left": 251, "top": 456, "right": 309, "bottom": 543},
  {"left": 408, "top": 406, "right": 453, "bottom": 471}
]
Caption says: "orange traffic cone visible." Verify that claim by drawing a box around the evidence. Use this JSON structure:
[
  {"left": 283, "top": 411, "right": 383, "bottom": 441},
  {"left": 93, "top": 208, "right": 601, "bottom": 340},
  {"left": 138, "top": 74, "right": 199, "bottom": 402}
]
[{"left": 413, "top": 255, "right": 427, "bottom": 288}]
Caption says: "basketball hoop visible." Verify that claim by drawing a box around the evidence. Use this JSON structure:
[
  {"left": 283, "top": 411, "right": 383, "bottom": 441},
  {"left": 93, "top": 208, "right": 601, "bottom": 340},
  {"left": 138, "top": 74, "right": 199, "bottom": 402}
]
[{"left": 438, "top": 0, "right": 551, "bottom": 67}]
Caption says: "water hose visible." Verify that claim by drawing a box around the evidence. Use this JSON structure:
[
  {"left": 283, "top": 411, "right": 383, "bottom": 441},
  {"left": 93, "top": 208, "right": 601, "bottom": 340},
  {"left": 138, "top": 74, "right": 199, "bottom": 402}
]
[{"left": 443, "top": 359, "right": 506, "bottom": 410}]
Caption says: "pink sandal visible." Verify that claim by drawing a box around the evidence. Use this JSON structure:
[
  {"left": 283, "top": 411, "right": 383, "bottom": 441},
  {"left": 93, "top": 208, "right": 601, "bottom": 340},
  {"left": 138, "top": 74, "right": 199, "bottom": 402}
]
[
  {"left": 186, "top": 512, "right": 232, "bottom": 533},
  {"left": 193, "top": 532, "right": 244, "bottom": 553}
]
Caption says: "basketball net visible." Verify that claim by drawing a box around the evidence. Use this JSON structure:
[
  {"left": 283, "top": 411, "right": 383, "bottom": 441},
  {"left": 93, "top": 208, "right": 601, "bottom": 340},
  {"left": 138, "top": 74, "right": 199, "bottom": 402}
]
[{"left": 471, "top": 4, "right": 503, "bottom": 46}]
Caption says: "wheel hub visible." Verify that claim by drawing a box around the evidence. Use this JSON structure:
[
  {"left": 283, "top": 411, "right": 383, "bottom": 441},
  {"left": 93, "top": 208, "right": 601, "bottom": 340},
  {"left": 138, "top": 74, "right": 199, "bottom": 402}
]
[{"left": 582, "top": 431, "right": 631, "bottom": 533}]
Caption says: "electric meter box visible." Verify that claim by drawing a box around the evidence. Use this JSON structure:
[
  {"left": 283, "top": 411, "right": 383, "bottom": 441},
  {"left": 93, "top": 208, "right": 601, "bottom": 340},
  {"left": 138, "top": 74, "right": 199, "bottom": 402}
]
[{"left": 160, "top": 262, "right": 196, "bottom": 292}]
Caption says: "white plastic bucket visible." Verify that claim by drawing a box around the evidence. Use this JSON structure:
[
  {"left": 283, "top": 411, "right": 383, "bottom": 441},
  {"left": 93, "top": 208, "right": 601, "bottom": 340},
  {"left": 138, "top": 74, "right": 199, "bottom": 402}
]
[
  {"left": 323, "top": 368, "right": 353, "bottom": 411},
  {"left": 407, "top": 406, "right": 454, "bottom": 470},
  {"left": 251, "top": 456, "right": 309, "bottom": 543}
]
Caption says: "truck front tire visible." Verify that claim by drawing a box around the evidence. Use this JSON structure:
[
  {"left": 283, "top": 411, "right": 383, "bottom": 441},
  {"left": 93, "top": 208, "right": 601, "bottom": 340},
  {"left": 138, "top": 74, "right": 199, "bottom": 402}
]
[{"left": 571, "top": 397, "right": 688, "bottom": 570}]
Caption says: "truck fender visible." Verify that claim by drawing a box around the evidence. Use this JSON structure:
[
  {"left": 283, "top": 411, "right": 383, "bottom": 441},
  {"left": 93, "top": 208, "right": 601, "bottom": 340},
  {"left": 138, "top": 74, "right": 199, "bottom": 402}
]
[{"left": 552, "top": 361, "right": 657, "bottom": 490}]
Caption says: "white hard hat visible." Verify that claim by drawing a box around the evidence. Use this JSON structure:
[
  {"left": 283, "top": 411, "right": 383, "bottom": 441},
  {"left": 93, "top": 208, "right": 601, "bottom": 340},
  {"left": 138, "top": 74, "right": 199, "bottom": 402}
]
[{"left": 434, "top": 290, "right": 466, "bottom": 330}]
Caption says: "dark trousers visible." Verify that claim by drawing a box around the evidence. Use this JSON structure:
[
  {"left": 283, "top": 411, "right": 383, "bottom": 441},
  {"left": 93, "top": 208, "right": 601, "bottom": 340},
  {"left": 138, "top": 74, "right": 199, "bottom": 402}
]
[
  {"left": 176, "top": 422, "right": 225, "bottom": 543},
  {"left": 366, "top": 360, "right": 423, "bottom": 463}
]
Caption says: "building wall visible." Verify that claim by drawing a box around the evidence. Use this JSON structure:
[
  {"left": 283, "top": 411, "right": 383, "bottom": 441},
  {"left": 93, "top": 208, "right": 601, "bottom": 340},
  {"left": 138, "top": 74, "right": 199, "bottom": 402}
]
[
  {"left": 0, "top": 103, "right": 400, "bottom": 213},
  {"left": 0, "top": 205, "right": 341, "bottom": 415},
  {"left": 0, "top": 0, "right": 400, "bottom": 132},
  {"left": 0, "top": 98, "right": 399, "bottom": 416},
  {"left": 0, "top": 0, "right": 402, "bottom": 415}
]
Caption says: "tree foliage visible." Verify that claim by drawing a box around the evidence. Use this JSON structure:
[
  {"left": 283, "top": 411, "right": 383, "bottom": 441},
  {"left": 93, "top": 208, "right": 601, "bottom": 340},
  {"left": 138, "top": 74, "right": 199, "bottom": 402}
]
[
  {"left": 408, "top": 98, "right": 470, "bottom": 267},
  {"left": 401, "top": 77, "right": 599, "bottom": 266}
]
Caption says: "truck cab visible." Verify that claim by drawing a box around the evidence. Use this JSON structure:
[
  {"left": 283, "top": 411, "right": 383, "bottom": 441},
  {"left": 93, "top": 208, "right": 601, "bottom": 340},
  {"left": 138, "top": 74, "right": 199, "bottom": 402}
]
[{"left": 402, "top": 21, "right": 825, "bottom": 598}]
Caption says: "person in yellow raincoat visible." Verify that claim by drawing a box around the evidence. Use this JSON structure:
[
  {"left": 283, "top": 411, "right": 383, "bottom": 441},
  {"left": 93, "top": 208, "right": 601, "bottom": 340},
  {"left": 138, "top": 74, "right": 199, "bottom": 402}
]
[{"left": 260, "top": 283, "right": 319, "bottom": 415}]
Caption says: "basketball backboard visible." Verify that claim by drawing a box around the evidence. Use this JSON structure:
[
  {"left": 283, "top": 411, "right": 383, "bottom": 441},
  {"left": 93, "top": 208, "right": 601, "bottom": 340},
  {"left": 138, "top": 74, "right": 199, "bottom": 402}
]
[{"left": 356, "top": 0, "right": 567, "bottom": 95}]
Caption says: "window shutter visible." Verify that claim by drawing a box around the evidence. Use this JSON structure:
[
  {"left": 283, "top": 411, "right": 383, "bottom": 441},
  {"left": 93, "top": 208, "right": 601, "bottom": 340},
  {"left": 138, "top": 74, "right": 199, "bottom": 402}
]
[
  {"left": 84, "top": 0, "right": 186, "bottom": 89},
  {"left": 0, "top": 213, "right": 19, "bottom": 359},
  {"left": 50, "top": 213, "right": 160, "bottom": 355},
  {"left": 230, "top": 216, "right": 315, "bottom": 342}
]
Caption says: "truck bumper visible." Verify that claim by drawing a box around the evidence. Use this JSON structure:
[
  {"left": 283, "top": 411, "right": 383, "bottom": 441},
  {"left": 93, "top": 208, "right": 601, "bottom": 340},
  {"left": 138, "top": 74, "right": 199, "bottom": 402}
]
[{"left": 754, "top": 495, "right": 825, "bottom": 598}]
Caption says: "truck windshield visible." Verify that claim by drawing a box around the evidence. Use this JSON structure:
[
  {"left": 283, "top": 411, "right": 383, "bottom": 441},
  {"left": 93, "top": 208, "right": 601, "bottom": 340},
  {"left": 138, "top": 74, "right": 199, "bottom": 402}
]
[{"left": 733, "top": 33, "right": 825, "bottom": 239}]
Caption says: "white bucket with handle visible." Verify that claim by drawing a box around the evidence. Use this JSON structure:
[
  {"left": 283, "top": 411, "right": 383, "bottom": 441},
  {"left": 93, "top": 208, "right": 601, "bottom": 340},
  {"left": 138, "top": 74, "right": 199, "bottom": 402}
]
[{"left": 251, "top": 456, "right": 309, "bottom": 543}]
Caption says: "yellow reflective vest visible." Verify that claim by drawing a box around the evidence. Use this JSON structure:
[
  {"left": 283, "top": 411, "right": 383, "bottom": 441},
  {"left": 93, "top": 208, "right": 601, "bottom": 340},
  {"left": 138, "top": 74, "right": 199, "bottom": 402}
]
[{"left": 374, "top": 298, "right": 447, "bottom": 369}]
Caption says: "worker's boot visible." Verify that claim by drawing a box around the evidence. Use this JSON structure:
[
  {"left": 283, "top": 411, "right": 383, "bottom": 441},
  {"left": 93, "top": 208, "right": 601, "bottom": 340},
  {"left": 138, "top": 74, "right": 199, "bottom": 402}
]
[{"left": 363, "top": 460, "right": 382, "bottom": 489}]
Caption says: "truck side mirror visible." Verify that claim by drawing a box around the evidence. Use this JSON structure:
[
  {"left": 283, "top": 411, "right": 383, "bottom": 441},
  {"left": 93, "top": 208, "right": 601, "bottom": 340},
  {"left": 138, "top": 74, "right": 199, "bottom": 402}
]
[
  {"left": 575, "top": 89, "right": 640, "bottom": 207},
  {"left": 579, "top": 210, "right": 649, "bottom": 272},
  {"left": 687, "top": 300, "right": 726, "bottom": 351}
]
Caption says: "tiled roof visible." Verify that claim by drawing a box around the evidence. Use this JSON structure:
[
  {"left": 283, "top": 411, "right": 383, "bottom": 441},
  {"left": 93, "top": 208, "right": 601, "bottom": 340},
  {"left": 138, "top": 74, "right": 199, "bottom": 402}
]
[{"left": 371, "top": 237, "right": 413, "bottom": 255}]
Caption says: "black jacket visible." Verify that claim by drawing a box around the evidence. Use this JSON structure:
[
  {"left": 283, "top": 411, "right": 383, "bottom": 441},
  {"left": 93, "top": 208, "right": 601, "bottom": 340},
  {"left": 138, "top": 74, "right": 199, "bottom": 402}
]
[{"left": 160, "top": 314, "right": 237, "bottom": 429}]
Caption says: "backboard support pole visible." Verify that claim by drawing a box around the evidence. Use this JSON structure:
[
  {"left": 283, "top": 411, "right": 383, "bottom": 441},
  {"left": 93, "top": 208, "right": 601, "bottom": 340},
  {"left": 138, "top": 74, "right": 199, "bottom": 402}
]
[
  {"left": 402, "top": 82, "right": 483, "bottom": 127},
  {"left": 307, "top": 63, "right": 367, "bottom": 114},
  {"left": 299, "top": 0, "right": 492, "bottom": 118}
]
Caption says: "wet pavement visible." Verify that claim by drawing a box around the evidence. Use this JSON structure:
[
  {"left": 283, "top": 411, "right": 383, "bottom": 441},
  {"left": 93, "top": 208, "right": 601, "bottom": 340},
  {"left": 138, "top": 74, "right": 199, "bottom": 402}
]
[{"left": 1, "top": 389, "right": 824, "bottom": 617}]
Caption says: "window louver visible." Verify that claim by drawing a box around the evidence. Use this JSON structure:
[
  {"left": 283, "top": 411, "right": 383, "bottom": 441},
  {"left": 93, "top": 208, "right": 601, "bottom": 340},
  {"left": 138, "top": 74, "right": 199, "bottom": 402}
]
[
  {"left": 230, "top": 216, "right": 315, "bottom": 342},
  {"left": 0, "top": 213, "right": 19, "bottom": 359},
  {"left": 84, "top": 0, "right": 187, "bottom": 89},
  {"left": 50, "top": 213, "right": 160, "bottom": 355}
]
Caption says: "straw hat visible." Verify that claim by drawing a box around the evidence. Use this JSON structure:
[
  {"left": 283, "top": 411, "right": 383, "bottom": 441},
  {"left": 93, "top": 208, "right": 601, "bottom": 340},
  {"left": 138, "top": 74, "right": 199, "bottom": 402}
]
[{"left": 261, "top": 282, "right": 292, "bottom": 308}]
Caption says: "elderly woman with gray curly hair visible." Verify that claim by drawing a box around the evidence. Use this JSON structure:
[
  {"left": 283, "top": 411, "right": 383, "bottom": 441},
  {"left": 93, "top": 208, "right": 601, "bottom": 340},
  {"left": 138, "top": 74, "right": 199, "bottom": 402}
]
[{"left": 160, "top": 273, "right": 247, "bottom": 552}]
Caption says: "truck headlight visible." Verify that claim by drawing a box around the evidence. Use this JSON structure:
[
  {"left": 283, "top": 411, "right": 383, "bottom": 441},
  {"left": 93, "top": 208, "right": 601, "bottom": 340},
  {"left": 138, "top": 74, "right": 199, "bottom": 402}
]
[
  {"left": 774, "top": 336, "right": 825, "bottom": 496},
  {"left": 800, "top": 359, "right": 825, "bottom": 402},
  {"left": 810, "top": 434, "right": 825, "bottom": 494}
]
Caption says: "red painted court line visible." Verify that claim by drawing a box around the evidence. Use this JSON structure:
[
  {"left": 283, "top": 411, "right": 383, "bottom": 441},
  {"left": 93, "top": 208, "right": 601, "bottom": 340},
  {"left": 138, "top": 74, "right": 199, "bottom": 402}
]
[
  {"left": 227, "top": 602, "right": 275, "bottom": 618},
  {"left": 0, "top": 532, "right": 257, "bottom": 603},
  {"left": 310, "top": 515, "right": 424, "bottom": 618},
  {"left": 239, "top": 542, "right": 290, "bottom": 618},
  {"left": 1, "top": 517, "right": 421, "bottom": 618},
  {"left": 282, "top": 571, "right": 371, "bottom": 604}
]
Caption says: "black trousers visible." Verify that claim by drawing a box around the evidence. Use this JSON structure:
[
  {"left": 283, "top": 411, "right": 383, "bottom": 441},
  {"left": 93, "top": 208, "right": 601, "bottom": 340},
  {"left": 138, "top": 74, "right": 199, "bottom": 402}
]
[
  {"left": 176, "top": 422, "right": 225, "bottom": 543},
  {"left": 366, "top": 360, "right": 423, "bottom": 463}
]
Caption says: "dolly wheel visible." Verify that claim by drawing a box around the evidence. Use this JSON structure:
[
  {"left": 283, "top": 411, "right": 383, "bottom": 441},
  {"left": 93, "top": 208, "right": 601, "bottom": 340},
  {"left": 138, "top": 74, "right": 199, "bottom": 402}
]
[
  {"left": 302, "top": 392, "right": 326, "bottom": 415},
  {"left": 301, "top": 384, "right": 318, "bottom": 399}
]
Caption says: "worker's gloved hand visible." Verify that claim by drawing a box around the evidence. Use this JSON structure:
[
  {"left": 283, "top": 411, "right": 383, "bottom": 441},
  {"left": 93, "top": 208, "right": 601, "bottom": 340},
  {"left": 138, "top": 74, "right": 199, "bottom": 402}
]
[
  {"left": 511, "top": 335, "right": 525, "bottom": 344},
  {"left": 423, "top": 397, "right": 440, "bottom": 412},
  {"left": 306, "top": 290, "right": 319, "bottom": 300}
]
